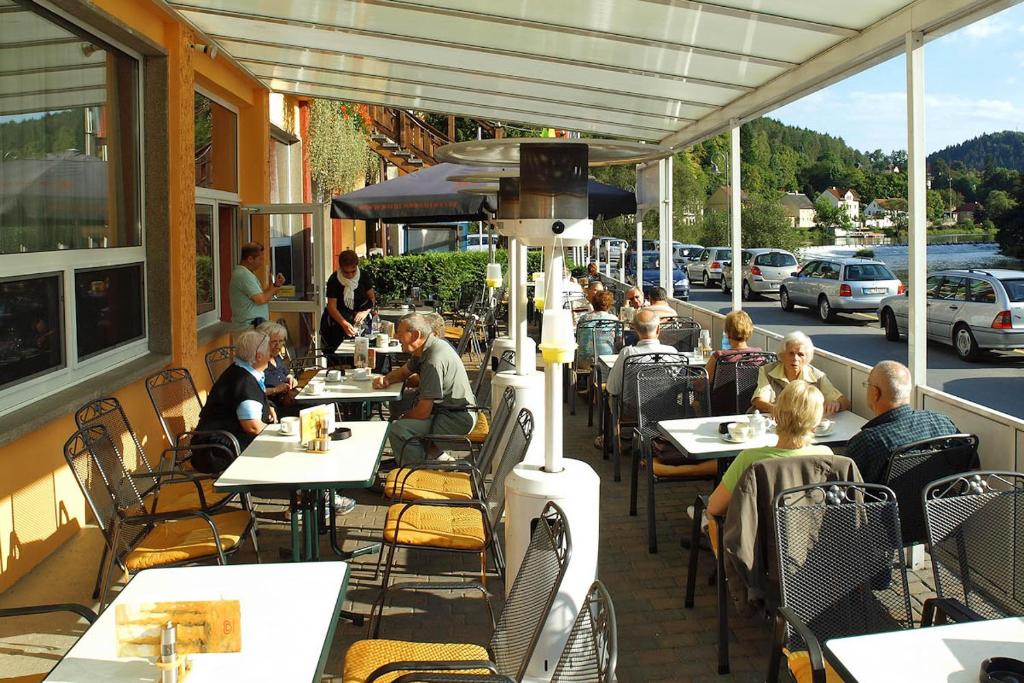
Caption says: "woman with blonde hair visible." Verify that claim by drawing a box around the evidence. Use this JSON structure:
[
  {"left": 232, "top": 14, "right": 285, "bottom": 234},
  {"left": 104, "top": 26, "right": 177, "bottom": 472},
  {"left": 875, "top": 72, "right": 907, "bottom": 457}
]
[
  {"left": 707, "top": 380, "right": 832, "bottom": 516},
  {"left": 705, "top": 309, "right": 761, "bottom": 382}
]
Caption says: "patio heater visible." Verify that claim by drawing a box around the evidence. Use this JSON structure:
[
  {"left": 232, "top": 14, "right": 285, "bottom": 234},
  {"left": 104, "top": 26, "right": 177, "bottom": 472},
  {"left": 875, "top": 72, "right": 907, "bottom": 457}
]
[{"left": 441, "top": 138, "right": 670, "bottom": 682}]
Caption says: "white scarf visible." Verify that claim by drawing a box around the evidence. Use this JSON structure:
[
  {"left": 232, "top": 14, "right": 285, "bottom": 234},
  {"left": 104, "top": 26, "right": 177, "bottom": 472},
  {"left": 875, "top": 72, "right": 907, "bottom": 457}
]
[{"left": 337, "top": 266, "right": 360, "bottom": 310}]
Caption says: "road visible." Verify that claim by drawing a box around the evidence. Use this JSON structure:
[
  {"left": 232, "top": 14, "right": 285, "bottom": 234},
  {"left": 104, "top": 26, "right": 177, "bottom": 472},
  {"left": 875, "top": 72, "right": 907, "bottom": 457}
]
[{"left": 685, "top": 286, "right": 1024, "bottom": 420}]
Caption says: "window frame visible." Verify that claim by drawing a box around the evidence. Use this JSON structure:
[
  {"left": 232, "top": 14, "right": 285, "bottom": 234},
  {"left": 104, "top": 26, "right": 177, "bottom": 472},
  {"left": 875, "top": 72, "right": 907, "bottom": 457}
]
[{"left": 0, "top": 3, "right": 147, "bottom": 416}]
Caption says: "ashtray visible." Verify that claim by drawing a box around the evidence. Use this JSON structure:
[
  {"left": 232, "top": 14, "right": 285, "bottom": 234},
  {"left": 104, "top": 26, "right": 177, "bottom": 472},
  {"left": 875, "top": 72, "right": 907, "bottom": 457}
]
[
  {"left": 331, "top": 427, "right": 352, "bottom": 441},
  {"left": 981, "top": 657, "right": 1024, "bottom": 683}
]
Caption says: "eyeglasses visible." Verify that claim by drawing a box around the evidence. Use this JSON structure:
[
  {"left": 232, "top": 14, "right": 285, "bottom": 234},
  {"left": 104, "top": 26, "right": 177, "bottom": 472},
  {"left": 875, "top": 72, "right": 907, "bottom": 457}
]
[{"left": 861, "top": 380, "right": 880, "bottom": 390}]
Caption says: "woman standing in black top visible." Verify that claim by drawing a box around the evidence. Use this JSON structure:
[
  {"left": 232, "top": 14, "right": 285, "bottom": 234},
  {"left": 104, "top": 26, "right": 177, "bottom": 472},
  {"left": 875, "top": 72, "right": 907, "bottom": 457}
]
[
  {"left": 320, "top": 249, "right": 376, "bottom": 351},
  {"left": 191, "top": 329, "right": 275, "bottom": 473}
]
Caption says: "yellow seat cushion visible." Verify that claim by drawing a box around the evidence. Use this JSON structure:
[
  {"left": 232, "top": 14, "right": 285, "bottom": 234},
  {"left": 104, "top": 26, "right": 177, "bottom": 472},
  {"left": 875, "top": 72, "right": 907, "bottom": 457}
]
[
  {"left": 785, "top": 649, "right": 845, "bottom": 683},
  {"left": 123, "top": 509, "right": 251, "bottom": 571},
  {"left": 652, "top": 458, "right": 718, "bottom": 478},
  {"left": 384, "top": 468, "right": 475, "bottom": 501},
  {"left": 444, "top": 325, "right": 464, "bottom": 340},
  {"left": 383, "top": 504, "right": 486, "bottom": 550},
  {"left": 466, "top": 411, "right": 489, "bottom": 444},
  {"left": 343, "top": 639, "right": 490, "bottom": 683},
  {"left": 1, "top": 675, "right": 46, "bottom": 683},
  {"left": 154, "top": 480, "right": 231, "bottom": 513}
]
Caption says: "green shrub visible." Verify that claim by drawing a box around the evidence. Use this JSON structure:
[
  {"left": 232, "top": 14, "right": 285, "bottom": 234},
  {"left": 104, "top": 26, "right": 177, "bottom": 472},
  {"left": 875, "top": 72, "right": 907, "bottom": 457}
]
[
  {"left": 854, "top": 248, "right": 875, "bottom": 258},
  {"left": 361, "top": 250, "right": 554, "bottom": 301}
]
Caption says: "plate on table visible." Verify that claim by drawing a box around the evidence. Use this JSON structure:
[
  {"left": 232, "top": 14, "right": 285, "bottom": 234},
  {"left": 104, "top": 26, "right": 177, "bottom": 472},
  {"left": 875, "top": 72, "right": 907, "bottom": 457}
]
[{"left": 720, "top": 433, "right": 753, "bottom": 444}]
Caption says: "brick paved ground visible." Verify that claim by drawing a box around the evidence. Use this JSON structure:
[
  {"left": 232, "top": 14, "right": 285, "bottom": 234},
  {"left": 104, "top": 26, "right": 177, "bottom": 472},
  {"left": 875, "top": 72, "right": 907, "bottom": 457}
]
[{"left": 0, "top": 359, "right": 940, "bottom": 682}]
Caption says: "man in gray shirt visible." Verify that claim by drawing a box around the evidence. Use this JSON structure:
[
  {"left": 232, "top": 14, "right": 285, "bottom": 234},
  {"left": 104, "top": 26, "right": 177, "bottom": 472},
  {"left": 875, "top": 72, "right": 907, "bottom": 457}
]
[{"left": 373, "top": 312, "right": 476, "bottom": 462}]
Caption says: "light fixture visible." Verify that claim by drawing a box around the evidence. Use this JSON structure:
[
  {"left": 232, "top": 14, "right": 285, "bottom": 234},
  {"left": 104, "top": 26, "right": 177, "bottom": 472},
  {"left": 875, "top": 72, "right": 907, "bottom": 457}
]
[
  {"left": 189, "top": 42, "right": 219, "bottom": 60},
  {"left": 80, "top": 43, "right": 100, "bottom": 58}
]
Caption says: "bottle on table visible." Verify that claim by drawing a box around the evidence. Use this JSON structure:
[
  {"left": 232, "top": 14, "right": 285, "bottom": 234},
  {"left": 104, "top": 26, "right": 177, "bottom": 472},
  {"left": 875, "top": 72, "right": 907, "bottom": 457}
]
[{"left": 720, "top": 331, "right": 729, "bottom": 351}]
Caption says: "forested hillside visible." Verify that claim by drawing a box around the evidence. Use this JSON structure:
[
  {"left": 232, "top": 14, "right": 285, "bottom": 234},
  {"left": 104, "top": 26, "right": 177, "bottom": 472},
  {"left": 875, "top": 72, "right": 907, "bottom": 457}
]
[{"left": 928, "top": 131, "right": 1024, "bottom": 172}]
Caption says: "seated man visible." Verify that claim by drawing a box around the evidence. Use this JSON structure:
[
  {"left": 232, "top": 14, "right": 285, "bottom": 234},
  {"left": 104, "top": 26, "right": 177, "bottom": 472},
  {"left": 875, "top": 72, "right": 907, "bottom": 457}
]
[
  {"left": 606, "top": 309, "right": 676, "bottom": 419},
  {"left": 373, "top": 313, "right": 476, "bottom": 463},
  {"left": 644, "top": 286, "right": 676, "bottom": 319},
  {"left": 846, "top": 360, "right": 958, "bottom": 483},
  {"left": 625, "top": 286, "right": 645, "bottom": 310},
  {"left": 192, "top": 329, "right": 276, "bottom": 473}
]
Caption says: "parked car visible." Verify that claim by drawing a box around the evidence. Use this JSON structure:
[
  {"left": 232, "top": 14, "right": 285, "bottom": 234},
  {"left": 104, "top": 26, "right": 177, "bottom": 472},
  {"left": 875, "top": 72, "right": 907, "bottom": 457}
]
[
  {"left": 672, "top": 243, "right": 703, "bottom": 266},
  {"left": 779, "top": 256, "right": 903, "bottom": 322},
  {"left": 877, "top": 268, "right": 1024, "bottom": 360},
  {"left": 626, "top": 253, "right": 689, "bottom": 300},
  {"left": 592, "top": 236, "right": 627, "bottom": 263},
  {"left": 464, "top": 233, "right": 497, "bottom": 252},
  {"left": 722, "top": 248, "right": 799, "bottom": 301},
  {"left": 685, "top": 246, "right": 731, "bottom": 288}
]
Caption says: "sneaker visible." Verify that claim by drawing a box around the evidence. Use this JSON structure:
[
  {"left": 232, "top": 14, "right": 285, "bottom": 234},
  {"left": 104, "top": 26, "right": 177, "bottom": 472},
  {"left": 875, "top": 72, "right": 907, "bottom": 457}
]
[
  {"left": 436, "top": 452, "right": 456, "bottom": 462},
  {"left": 332, "top": 494, "right": 357, "bottom": 515},
  {"left": 593, "top": 435, "right": 603, "bottom": 449}
]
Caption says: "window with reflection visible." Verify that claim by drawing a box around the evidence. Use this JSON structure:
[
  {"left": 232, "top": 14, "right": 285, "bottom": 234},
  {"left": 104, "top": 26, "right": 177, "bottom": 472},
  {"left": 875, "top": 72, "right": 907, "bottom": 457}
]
[
  {"left": 194, "top": 92, "right": 237, "bottom": 192},
  {"left": 0, "top": 8, "right": 139, "bottom": 254},
  {"left": 196, "top": 204, "right": 215, "bottom": 315},
  {"left": 0, "top": 275, "right": 64, "bottom": 389},
  {"left": 75, "top": 264, "right": 144, "bottom": 360}
]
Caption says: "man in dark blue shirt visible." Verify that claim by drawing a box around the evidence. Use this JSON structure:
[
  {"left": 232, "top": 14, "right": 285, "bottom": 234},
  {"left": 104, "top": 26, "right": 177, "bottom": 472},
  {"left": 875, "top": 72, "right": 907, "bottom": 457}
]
[{"left": 846, "top": 360, "right": 958, "bottom": 483}]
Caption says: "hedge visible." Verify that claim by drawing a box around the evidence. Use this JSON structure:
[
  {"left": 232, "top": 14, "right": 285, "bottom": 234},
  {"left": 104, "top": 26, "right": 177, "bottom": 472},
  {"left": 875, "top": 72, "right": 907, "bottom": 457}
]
[{"left": 362, "top": 250, "right": 575, "bottom": 302}]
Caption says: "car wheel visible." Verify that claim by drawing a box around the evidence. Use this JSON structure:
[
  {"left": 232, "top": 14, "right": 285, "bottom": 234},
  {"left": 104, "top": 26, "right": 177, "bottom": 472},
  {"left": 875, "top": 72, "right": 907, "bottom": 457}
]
[
  {"left": 818, "top": 295, "right": 835, "bottom": 322},
  {"left": 702, "top": 272, "right": 710, "bottom": 288},
  {"left": 953, "top": 324, "right": 981, "bottom": 361},
  {"left": 780, "top": 287, "right": 794, "bottom": 311},
  {"left": 882, "top": 308, "right": 901, "bottom": 342},
  {"left": 742, "top": 280, "right": 753, "bottom": 302}
]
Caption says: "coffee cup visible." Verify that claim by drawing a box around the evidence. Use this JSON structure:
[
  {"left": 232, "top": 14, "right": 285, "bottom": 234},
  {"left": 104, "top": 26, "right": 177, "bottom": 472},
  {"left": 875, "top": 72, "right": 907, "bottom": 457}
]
[
  {"left": 279, "top": 416, "right": 299, "bottom": 436},
  {"left": 351, "top": 367, "right": 371, "bottom": 380},
  {"left": 306, "top": 380, "right": 325, "bottom": 395},
  {"left": 814, "top": 419, "right": 835, "bottom": 435},
  {"left": 728, "top": 421, "right": 751, "bottom": 441},
  {"left": 326, "top": 369, "right": 343, "bottom": 382},
  {"left": 375, "top": 334, "right": 390, "bottom": 348}
]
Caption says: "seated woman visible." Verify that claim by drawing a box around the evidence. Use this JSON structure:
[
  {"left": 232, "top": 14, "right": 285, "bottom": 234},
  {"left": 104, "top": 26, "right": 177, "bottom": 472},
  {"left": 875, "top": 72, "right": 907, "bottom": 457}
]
[
  {"left": 257, "top": 321, "right": 298, "bottom": 416},
  {"left": 320, "top": 249, "right": 376, "bottom": 354},
  {"left": 751, "top": 331, "right": 849, "bottom": 416},
  {"left": 707, "top": 380, "right": 832, "bottom": 517},
  {"left": 191, "top": 329, "right": 276, "bottom": 473},
  {"left": 576, "top": 290, "right": 618, "bottom": 363},
  {"left": 705, "top": 310, "right": 761, "bottom": 383}
]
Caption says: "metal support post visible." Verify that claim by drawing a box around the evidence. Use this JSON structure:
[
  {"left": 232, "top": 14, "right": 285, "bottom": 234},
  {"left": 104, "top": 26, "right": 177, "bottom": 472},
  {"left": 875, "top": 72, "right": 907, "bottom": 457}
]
[
  {"left": 544, "top": 250, "right": 564, "bottom": 474},
  {"left": 658, "top": 157, "right": 673, "bottom": 294},
  {"left": 906, "top": 32, "right": 928, "bottom": 394},
  {"left": 730, "top": 124, "right": 742, "bottom": 310},
  {"left": 516, "top": 241, "right": 528, "bottom": 376}
]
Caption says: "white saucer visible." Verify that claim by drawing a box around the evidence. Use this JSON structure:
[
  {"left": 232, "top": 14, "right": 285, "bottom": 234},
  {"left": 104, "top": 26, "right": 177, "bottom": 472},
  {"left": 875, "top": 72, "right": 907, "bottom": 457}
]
[
  {"left": 721, "top": 433, "right": 753, "bottom": 444},
  {"left": 813, "top": 428, "right": 835, "bottom": 439}
]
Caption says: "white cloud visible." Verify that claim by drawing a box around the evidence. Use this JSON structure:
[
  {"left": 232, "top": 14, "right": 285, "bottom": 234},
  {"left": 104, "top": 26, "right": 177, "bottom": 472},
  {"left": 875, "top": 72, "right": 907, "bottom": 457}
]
[{"left": 963, "top": 17, "right": 1006, "bottom": 38}]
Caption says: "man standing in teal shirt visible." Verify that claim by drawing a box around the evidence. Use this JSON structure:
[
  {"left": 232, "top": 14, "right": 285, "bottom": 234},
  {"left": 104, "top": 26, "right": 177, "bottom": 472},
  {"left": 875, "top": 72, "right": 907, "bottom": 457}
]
[{"left": 230, "top": 242, "right": 285, "bottom": 329}]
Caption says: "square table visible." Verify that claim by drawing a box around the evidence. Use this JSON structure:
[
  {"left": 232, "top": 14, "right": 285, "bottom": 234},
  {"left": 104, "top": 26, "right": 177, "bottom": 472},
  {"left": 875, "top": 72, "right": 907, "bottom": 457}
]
[
  {"left": 44, "top": 562, "right": 350, "bottom": 683},
  {"left": 657, "top": 410, "right": 867, "bottom": 464},
  {"left": 297, "top": 369, "right": 404, "bottom": 404},
  {"left": 335, "top": 340, "right": 406, "bottom": 356},
  {"left": 215, "top": 421, "right": 389, "bottom": 562},
  {"left": 824, "top": 616, "right": 1024, "bottom": 682},
  {"left": 376, "top": 305, "right": 433, "bottom": 321}
]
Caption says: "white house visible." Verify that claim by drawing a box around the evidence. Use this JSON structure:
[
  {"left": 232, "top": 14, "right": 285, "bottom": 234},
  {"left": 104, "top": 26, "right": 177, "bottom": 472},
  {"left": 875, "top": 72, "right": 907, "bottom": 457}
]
[
  {"left": 863, "top": 197, "right": 907, "bottom": 228},
  {"left": 779, "top": 192, "right": 816, "bottom": 228},
  {"left": 816, "top": 186, "right": 861, "bottom": 225}
]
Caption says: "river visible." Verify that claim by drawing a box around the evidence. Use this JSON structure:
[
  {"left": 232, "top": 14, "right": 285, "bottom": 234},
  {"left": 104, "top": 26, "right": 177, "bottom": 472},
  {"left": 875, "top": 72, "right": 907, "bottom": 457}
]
[{"left": 800, "top": 242, "right": 1023, "bottom": 281}]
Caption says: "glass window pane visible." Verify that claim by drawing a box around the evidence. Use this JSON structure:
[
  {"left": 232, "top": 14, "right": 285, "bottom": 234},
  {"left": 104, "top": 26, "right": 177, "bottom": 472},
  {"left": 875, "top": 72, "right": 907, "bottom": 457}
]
[
  {"left": 194, "top": 92, "right": 237, "bottom": 192},
  {"left": 0, "top": 274, "right": 63, "bottom": 388},
  {"left": 968, "top": 279, "right": 997, "bottom": 304},
  {"left": 0, "top": 6, "right": 139, "bottom": 253},
  {"left": 75, "top": 263, "right": 144, "bottom": 360},
  {"left": 196, "top": 204, "right": 215, "bottom": 315}
]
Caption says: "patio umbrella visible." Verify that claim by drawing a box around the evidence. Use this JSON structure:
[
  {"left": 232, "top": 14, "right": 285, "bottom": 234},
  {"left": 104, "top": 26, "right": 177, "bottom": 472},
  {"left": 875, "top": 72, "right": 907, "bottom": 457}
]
[{"left": 331, "top": 162, "right": 636, "bottom": 223}]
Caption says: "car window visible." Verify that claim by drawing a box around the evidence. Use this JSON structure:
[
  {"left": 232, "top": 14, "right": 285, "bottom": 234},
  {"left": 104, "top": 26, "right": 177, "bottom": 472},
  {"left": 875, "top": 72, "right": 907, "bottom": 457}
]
[
  {"left": 926, "top": 276, "right": 946, "bottom": 298},
  {"left": 934, "top": 277, "right": 967, "bottom": 301},
  {"left": 714, "top": 249, "right": 731, "bottom": 261},
  {"left": 700, "top": 250, "right": 710, "bottom": 261},
  {"left": 740, "top": 251, "right": 753, "bottom": 265},
  {"left": 968, "top": 279, "right": 997, "bottom": 304},
  {"left": 999, "top": 278, "right": 1024, "bottom": 302},
  {"left": 756, "top": 252, "right": 797, "bottom": 267},
  {"left": 799, "top": 261, "right": 820, "bottom": 277},
  {"left": 818, "top": 263, "right": 840, "bottom": 280},
  {"left": 844, "top": 264, "right": 895, "bottom": 281}
]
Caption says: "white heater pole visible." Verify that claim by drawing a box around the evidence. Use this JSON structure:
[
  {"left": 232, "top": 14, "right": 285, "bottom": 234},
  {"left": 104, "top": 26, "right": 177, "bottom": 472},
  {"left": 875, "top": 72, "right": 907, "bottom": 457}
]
[{"left": 544, "top": 249, "right": 564, "bottom": 473}]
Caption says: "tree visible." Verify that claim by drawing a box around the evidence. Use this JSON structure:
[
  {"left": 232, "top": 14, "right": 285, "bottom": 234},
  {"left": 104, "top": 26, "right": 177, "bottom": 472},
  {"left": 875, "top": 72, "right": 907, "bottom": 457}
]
[
  {"left": 926, "top": 189, "right": 946, "bottom": 224},
  {"left": 813, "top": 197, "right": 851, "bottom": 229},
  {"left": 986, "top": 189, "right": 1017, "bottom": 222},
  {"left": 700, "top": 210, "right": 729, "bottom": 246},
  {"left": 741, "top": 197, "right": 803, "bottom": 253}
]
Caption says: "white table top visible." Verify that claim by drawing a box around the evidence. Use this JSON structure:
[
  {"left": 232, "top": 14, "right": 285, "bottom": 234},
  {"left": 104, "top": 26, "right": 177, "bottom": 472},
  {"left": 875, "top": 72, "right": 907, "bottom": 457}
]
[
  {"left": 376, "top": 306, "right": 432, "bottom": 319},
  {"left": 657, "top": 411, "right": 866, "bottom": 461},
  {"left": 596, "top": 351, "right": 701, "bottom": 371},
  {"left": 44, "top": 562, "right": 350, "bottom": 683},
  {"left": 297, "top": 369, "right": 404, "bottom": 402},
  {"left": 214, "top": 421, "right": 389, "bottom": 492},
  {"left": 825, "top": 617, "right": 1024, "bottom": 683},
  {"left": 334, "top": 340, "right": 406, "bottom": 355}
]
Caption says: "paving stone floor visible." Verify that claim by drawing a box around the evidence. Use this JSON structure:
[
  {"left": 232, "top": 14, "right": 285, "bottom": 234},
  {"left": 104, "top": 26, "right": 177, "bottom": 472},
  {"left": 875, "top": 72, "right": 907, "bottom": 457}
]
[{"left": 0, "top": 364, "right": 940, "bottom": 682}]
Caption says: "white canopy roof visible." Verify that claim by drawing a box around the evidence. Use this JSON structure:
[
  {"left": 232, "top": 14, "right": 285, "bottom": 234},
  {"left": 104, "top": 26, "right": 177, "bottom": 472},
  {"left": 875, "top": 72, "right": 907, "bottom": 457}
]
[{"left": 169, "top": 0, "right": 1010, "bottom": 148}]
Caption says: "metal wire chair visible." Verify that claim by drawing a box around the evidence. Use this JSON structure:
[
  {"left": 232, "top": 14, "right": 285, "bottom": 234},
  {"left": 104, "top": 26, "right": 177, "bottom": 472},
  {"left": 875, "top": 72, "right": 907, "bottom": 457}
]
[
  {"left": 658, "top": 319, "right": 701, "bottom": 353},
  {"left": 767, "top": 482, "right": 913, "bottom": 683},
  {"left": 884, "top": 433, "right": 979, "bottom": 546},
  {"left": 353, "top": 501, "right": 571, "bottom": 683},
  {"left": 373, "top": 408, "right": 535, "bottom": 637},
  {"left": 923, "top": 471, "right": 1024, "bottom": 622},
  {"left": 550, "top": 580, "right": 618, "bottom": 683},
  {"left": 204, "top": 345, "right": 235, "bottom": 383},
  {"left": 630, "top": 363, "right": 712, "bottom": 553},
  {"left": 63, "top": 426, "right": 256, "bottom": 611},
  {"left": 570, "top": 318, "right": 623, "bottom": 418},
  {"left": 709, "top": 351, "right": 777, "bottom": 416}
]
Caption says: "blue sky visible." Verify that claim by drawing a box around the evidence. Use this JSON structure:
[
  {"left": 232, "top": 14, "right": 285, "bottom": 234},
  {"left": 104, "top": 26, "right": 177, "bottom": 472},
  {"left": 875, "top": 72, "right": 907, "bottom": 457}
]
[{"left": 771, "top": 4, "right": 1024, "bottom": 155}]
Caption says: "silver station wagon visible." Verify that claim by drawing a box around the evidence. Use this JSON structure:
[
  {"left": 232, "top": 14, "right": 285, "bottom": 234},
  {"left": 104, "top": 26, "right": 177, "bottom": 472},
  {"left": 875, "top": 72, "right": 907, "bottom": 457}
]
[
  {"left": 780, "top": 256, "right": 904, "bottom": 322},
  {"left": 877, "top": 268, "right": 1024, "bottom": 360}
]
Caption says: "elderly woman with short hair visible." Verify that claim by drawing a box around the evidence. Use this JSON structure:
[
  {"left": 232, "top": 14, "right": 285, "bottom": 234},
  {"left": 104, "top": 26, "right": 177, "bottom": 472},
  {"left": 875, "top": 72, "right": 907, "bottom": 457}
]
[
  {"left": 192, "top": 329, "right": 276, "bottom": 473},
  {"left": 750, "top": 331, "right": 849, "bottom": 416},
  {"left": 257, "top": 320, "right": 298, "bottom": 411}
]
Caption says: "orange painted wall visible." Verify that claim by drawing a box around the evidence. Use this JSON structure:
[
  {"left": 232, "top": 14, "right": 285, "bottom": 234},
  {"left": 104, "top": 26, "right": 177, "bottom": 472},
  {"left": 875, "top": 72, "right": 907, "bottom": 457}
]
[{"left": 0, "top": 0, "right": 269, "bottom": 592}]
